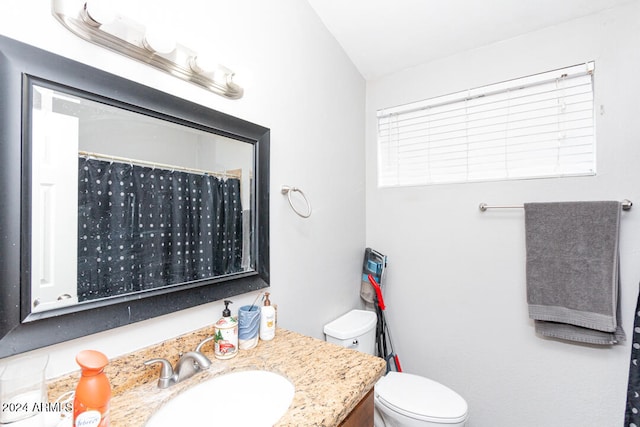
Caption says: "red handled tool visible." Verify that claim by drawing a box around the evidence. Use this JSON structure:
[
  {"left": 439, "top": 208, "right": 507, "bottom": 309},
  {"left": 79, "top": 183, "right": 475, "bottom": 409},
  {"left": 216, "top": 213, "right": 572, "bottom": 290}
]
[
  {"left": 368, "top": 274, "right": 386, "bottom": 310},
  {"left": 368, "top": 274, "right": 402, "bottom": 373}
]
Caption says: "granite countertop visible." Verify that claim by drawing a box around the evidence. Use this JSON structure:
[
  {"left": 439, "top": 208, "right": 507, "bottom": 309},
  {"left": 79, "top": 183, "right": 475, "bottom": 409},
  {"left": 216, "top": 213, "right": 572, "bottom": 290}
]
[{"left": 48, "top": 327, "right": 386, "bottom": 427}]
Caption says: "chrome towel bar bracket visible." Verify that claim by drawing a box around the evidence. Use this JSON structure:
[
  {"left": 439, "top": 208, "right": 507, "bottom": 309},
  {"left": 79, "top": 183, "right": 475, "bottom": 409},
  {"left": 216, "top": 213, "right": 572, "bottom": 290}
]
[{"left": 281, "top": 185, "right": 312, "bottom": 218}]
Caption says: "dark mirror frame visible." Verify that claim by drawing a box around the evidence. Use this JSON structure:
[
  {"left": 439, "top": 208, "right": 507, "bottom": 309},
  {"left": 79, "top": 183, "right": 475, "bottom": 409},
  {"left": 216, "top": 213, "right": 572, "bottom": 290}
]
[{"left": 0, "top": 35, "right": 270, "bottom": 357}]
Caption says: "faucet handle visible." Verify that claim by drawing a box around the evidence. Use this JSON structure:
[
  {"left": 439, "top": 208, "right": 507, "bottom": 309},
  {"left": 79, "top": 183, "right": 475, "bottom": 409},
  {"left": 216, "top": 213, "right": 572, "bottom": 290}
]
[
  {"left": 195, "top": 336, "right": 215, "bottom": 352},
  {"left": 144, "top": 358, "right": 174, "bottom": 386},
  {"left": 144, "top": 358, "right": 174, "bottom": 378}
]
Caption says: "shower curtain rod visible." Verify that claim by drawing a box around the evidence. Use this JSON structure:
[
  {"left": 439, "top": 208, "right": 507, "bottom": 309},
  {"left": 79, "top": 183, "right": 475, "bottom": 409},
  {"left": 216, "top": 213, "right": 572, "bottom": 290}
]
[
  {"left": 78, "top": 151, "right": 242, "bottom": 180},
  {"left": 479, "top": 199, "right": 633, "bottom": 212}
]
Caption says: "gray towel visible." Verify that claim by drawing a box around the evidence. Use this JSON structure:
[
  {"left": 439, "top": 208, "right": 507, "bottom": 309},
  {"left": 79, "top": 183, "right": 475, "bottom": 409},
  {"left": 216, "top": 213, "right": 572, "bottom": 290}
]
[{"left": 524, "top": 201, "right": 625, "bottom": 345}]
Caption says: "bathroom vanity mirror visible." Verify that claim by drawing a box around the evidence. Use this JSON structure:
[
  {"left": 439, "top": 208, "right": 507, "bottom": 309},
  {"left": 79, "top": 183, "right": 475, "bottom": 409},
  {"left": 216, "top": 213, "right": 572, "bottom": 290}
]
[{"left": 0, "top": 35, "right": 270, "bottom": 357}]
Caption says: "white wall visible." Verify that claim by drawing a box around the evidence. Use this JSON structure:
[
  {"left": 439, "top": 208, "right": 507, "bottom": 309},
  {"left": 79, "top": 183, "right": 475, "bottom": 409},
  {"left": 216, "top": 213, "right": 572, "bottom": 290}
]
[
  {"left": 7, "top": 2, "right": 637, "bottom": 424},
  {"left": 366, "top": 3, "right": 640, "bottom": 426},
  {"left": 0, "top": 0, "right": 366, "bottom": 378}
]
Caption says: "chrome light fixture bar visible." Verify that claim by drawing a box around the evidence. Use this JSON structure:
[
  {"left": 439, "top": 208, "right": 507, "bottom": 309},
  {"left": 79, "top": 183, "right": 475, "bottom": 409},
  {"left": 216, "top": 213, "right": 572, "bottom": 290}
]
[{"left": 51, "top": 0, "right": 243, "bottom": 99}]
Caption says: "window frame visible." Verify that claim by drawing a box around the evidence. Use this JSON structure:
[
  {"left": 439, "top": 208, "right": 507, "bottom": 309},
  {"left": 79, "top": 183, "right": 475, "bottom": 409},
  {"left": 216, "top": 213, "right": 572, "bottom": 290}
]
[{"left": 376, "top": 62, "right": 596, "bottom": 187}]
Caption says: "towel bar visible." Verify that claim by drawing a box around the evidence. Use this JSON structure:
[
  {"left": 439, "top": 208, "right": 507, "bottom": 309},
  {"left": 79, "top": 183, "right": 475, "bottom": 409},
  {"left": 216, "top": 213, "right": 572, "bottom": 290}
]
[{"left": 479, "top": 199, "right": 633, "bottom": 212}]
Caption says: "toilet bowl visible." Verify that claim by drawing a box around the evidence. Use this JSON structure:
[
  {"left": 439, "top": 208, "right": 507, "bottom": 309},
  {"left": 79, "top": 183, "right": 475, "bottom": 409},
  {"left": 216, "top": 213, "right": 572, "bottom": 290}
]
[{"left": 324, "top": 310, "right": 468, "bottom": 427}]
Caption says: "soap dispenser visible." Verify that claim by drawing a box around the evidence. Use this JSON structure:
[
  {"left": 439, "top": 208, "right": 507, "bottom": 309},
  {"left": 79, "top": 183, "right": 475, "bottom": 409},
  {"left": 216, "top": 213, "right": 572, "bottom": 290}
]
[
  {"left": 214, "top": 300, "right": 238, "bottom": 359},
  {"left": 259, "top": 292, "right": 276, "bottom": 341}
]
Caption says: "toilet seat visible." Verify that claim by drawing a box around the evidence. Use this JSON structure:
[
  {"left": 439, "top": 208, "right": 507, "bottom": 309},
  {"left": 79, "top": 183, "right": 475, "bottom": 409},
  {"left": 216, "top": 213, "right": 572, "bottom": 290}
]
[{"left": 375, "top": 372, "right": 468, "bottom": 424}]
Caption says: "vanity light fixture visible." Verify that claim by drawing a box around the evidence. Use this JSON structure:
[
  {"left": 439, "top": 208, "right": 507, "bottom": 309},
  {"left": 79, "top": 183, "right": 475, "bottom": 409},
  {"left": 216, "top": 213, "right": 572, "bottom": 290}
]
[
  {"left": 142, "top": 26, "right": 177, "bottom": 55},
  {"left": 51, "top": 0, "right": 244, "bottom": 99},
  {"left": 81, "top": 0, "right": 116, "bottom": 26}
]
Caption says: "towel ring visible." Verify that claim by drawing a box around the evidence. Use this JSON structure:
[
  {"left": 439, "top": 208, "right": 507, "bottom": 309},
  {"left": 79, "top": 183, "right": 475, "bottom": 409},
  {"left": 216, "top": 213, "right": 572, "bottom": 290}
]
[{"left": 281, "top": 185, "right": 312, "bottom": 218}]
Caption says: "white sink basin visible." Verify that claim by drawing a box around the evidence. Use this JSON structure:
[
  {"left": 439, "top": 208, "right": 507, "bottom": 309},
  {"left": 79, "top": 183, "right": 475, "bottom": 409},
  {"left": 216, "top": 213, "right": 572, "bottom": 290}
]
[{"left": 145, "top": 370, "right": 295, "bottom": 427}]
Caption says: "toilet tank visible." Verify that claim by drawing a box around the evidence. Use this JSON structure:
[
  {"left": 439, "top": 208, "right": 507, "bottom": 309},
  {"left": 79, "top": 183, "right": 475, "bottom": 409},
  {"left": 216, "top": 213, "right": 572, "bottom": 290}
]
[{"left": 323, "top": 309, "right": 377, "bottom": 355}]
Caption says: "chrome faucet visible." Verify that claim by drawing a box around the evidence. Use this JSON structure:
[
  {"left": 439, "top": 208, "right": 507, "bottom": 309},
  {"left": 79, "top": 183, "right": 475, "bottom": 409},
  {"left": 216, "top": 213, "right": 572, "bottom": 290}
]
[
  {"left": 175, "top": 351, "right": 212, "bottom": 381},
  {"left": 144, "top": 336, "right": 214, "bottom": 389}
]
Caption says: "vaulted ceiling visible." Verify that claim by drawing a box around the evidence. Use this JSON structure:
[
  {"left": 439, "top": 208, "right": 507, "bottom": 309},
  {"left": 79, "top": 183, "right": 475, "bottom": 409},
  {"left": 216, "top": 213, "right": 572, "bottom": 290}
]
[{"left": 306, "top": 0, "right": 635, "bottom": 79}]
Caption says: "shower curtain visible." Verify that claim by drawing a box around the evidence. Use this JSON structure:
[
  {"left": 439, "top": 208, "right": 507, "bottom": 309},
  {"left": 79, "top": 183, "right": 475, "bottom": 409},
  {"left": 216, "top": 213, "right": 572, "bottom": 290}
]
[
  {"left": 77, "top": 157, "right": 243, "bottom": 301},
  {"left": 625, "top": 284, "right": 640, "bottom": 425}
]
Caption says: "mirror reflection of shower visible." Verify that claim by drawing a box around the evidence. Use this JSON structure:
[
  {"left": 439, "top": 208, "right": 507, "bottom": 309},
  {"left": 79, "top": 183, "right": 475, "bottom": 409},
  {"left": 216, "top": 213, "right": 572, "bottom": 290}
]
[{"left": 30, "top": 83, "right": 254, "bottom": 313}]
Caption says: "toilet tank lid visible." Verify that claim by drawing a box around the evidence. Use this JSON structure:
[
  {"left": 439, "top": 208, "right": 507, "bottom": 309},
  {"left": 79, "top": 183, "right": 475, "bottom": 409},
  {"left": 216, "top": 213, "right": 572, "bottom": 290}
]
[
  {"left": 323, "top": 309, "right": 377, "bottom": 340},
  {"left": 375, "top": 372, "right": 468, "bottom": 423}
]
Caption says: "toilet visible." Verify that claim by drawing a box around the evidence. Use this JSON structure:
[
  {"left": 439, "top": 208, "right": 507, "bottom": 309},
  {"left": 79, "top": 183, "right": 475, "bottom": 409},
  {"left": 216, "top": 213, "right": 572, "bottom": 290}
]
[{"left": 324, "top": 310, "right": 468, "bottom": 427}]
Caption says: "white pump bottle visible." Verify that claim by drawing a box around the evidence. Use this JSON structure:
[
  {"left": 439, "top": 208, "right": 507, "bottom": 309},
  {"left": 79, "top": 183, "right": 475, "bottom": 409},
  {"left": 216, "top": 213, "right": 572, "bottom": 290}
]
[{"left": 259, "top": 292, "right": 276, "bottom": 341}]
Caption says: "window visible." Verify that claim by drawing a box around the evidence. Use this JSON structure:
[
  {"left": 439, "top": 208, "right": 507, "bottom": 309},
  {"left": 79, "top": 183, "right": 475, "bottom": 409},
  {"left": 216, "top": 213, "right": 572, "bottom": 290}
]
[{"left": 377, "top": 62, "right": 596, "bottom": 187}]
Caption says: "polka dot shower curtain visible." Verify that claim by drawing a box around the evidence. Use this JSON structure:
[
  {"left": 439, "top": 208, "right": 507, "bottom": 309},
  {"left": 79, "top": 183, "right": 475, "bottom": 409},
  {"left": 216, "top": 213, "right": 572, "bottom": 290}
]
[
  {"left": 625, "top": 285, "right": 640, "bottom": 426},
  {"left": 77, "top": 157, "right": 243, "bottom": 301}
]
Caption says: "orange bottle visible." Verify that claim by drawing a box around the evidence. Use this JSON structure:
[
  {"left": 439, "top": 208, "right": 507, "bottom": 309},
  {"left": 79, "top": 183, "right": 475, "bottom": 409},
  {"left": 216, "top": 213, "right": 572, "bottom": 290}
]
[{"left": 73, "top": 350, "right": 111, "bottom": 427}]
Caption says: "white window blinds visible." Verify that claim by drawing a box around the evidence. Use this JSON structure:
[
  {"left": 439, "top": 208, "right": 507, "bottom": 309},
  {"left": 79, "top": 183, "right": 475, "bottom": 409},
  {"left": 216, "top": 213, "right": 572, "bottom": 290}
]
[{"left": 377, "top": 62, "right": 596, "bottom": 187}]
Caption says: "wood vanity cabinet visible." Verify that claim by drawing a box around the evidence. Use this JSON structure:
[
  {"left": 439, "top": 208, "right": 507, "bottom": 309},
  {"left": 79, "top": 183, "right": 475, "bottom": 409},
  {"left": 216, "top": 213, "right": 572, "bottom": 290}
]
[{"left": 339, "top": 388, "right": 374, "bottom": 427}]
